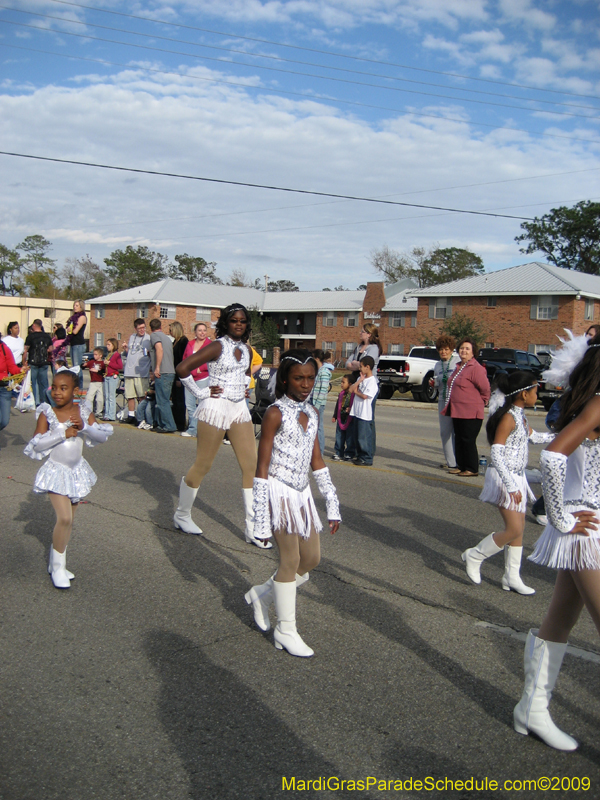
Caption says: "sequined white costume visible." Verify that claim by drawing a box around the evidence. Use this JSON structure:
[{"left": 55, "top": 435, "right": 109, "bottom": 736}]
[
  {"left": 252, "top": 396, "right": 341, "bottom": 539},
  {"left": 530, "top": 440, "right": 600, "bottom": 570},
  {"left": 479, "top": 407, "right": 554, "bottom": 513},
  {"left": 194, "top": 336, "right": 252, "bottom": 430},
  {"left": 24, "top": 403, "right": 113, "bottom": 502}
]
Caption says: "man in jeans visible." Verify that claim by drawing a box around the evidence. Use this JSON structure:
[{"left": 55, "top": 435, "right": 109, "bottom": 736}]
[
  {"left": 22, "top": 319, "right": 52, "bottom": 406},
  {"left": 149, "top": 318, "right": 177, "bottom": 433},
  {"left": 122, "top": 318, "right": 151, "bottom": 425}
]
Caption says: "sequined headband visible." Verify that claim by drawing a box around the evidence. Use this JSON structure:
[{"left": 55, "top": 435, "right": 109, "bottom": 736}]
[
  {"left": 505, "top": 383, "right": 537, "bottom": 397},
  {"left": 281, "top": 355, "right": 315, "bottom": 365}
]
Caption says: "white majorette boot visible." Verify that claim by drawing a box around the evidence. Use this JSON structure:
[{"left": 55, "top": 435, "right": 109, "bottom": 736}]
[
  {"left": 242, "top": 487, "right": 272, "bottom": 549},
  {"left": 273, "top": 579, "right": 313, "bottom": 657},
  {"left": 461, "top": 533, "right": 502, "bottom": 584},
  {"left": 245, "top": 572, "right": 309, "bottom": 632},
  {"left": 502, "top": 545, "right": 535, "bottom": 595},
  {"left": 50, "top": 548, "right": 71, "bottom": 589},
  {"left": 48, "top": 545, "right": 74, "bottom": 581},
  {"left": 513, "top": 629, "right": 578, "bottom": 751},
  {"left": 173, "top": 477, "right": 203, "bottom": 535}
]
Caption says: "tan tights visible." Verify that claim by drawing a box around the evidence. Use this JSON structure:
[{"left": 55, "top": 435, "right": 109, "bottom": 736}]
[
  {"left": 185, "top": 421, "right": 257, "bottom": 490},
  {"left": 492, "top": 507, "right": 525, "bottom": 548},
  {"left": 273, "top": 528, "right": 321, "bottom": 582},
  {"left": 538, "top": 568, "right": 600, "bottom": 643},
  {"left": 49, "top": 493, "right": 77, "bottom": 554}
]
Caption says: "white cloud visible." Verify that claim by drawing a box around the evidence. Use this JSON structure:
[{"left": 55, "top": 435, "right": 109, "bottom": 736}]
[{"left": 498, "top": 0, "right": 556, "bottom": 32}]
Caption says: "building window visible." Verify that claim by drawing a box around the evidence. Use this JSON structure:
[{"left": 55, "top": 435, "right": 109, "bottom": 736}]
[
  {"left": 391, "top": 311, "right": 416, "bottom": 328},
  {"left": 485, "top": 341, "right": 494, "bottom": 348},
  {"left": 487, "top": 297, "right": 497, "bottom": 308},
  {"left": 322, "top": 341, "right": 334, "bottom": 352},
  {"left": 388, "top": 344, "right": 404, "bottom": 355},
  {"left": 389, "top": 311, "right": 402, "bottom": 328},
  {"left": 322, "top": 312, "right": 336, "bottom": 327},
  {"left": 137, "top": 304, "right": 148, "bottom": 318},
  {"left": 95, "top": 306, "right": 105, "bottom": 319},
  {"left": 531, "top": 295, "right": 559, "bottom": 320},
  {"left": 94, "top": 333, "right": 104, "bottom": 347},
  {"left": 159, "top": 304, "right": 176, "bottom": 320},
  {"left": 528, "top": 343, "right": 557, "bottom": 355},
  {"left": 196, "top": 306, "right": 211, "bottom": 321},
  {"left": 343, "top": 342, "right": 356, "bottom": 357},
  {"left": 429, "top": 297, "right": 452, "bottom": 319},
  {"left": 118, "top": 304, "right": 122, "bottom": 311},
  {"left": 343, "top": 312, "right": 358, "bottom": 327},
  {"left": 117, "top": 332, "right": 121, "bottom": 341},
  {"left": 585, "top": 299, "right": 594, "bottom": 321}
]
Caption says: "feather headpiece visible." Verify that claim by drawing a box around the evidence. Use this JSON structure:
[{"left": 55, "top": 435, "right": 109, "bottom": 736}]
[{"left": 542, "top": 330, "right": 590, "bottom": 389}]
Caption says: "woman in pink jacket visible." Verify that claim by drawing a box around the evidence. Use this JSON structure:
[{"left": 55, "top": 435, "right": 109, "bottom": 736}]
[{"left": 442, "top": 338, "right": 490, "bottom": 477}]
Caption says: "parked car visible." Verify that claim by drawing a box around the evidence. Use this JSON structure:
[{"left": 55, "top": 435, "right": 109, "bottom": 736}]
[
  {"left": 478, "top": 348, "right": 558, "bottom": 411},
  {"left": 377, "top": 347, "right": 440, "bottom": 402}
]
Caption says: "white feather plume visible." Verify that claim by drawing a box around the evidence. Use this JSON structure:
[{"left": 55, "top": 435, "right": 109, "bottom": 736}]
[
  {"left": 488, "top": 388, "right": 507, "bottom": 415},
  {"left": 542, "top": 329, "right": 589, "bottom": 389}
]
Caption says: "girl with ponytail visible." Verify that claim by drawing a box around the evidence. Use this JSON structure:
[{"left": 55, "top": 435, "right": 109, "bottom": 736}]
[{"left": 462, "top": 370, "right": 553, "bottom": 594}]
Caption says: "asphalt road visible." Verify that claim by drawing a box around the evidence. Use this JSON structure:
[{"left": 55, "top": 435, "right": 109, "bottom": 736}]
[{"left": 1, "top": 399, "right": 599, "bottom": 800}]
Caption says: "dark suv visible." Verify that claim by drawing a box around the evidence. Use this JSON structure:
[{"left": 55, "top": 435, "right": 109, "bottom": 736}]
[{"left": 478, "top": 348, "right": 557, "bottom": 410}]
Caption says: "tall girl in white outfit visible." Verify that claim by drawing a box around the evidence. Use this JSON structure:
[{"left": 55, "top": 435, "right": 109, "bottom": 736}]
[
  {"left": 244, "top": 350, "right": 341, "bottom": 657},
  {"left": 174, "top": 304, "right": 267, "bottom": 547},
  {"left": 24, "top": 367, "right": 113, "bottom": 588},
  {"left": 512, "top": 332, "right": 600, "bottom": 752},
  {"left": 462, "top": 371, "right": 553, "bottom": 594}
]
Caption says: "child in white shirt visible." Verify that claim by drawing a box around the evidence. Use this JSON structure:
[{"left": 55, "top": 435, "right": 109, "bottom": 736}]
[{"left": 349, "top": 356, "right": 377, "bottom": 465}]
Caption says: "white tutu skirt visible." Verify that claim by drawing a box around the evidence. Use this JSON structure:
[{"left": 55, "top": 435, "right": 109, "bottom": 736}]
[
  {"left": 529, "top": 505, "right": 600, "bottom": 570},
  {"left": 478, "top": 466, "right": 535, "bottom": 513},
  {"left": 33, "top": 458, "right": 97, "bottom": 503},
  {"left": 268, "top": 476, "right": 323, "bottom": 539},
  {"left": 194, "top": 397, "right": 251, "bottom": 430}
]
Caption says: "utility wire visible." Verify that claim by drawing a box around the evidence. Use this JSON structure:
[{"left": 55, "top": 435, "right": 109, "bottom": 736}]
[
  {"left": 2, "top": 4, "right": 597, "bottom": 115},
  {"left": 45, "top": 0, "right": 600, "bottom": 102},
  {"left": 0, "top": 150, "right": 536, "bottom": 220},
  {"left": 1, "top": 40, "right": 598, "bottom": 144}
]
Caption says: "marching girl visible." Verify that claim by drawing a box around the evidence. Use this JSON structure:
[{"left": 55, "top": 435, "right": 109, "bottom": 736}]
[
  {"left": 462, "top": 371, "right": 554, "bottom": 594},
  {"left": 512, "top": 332, "right": 600, "bottom": 751},
  {"left": 244, "top": 349, "right": 341, "bottom": 657},
  {"left": 24, "top": 367, "right": 113, "bottom": 589},
  {"left": 175, "top": 304, "right": 267, "bottom": 547}
]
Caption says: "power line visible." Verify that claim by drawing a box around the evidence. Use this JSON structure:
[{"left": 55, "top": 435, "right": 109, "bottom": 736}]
[
  {"left": 2, "top": 4, "right": 597, "bottom": 116},
  {"left": 2, "top": 40, "right": 598, "bottom": 145},
  {"left": 45, "top": 0, "right": 600, "bottom": 102},
  {"left": 0, "top": 150, "right": 536, "bottom": 220}
]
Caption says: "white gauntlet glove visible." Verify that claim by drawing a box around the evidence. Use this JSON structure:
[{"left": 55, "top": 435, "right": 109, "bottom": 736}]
[
  {"left": 313, "top": 467, "right": 341, "bottom": 521},
  {"left": 529, "top": 430, "right": 555, "bottom": 444},
  {"left": 80, "top": 421, "right": 114, "bottom": 445},
  {"left": 252, "top": 478, "right": 272, "bottom": 540},
  {"left": 540, "top": 450, "right": 577, "bottom": 534},
  {"left": 490, "top": 444, "right": 518, "bottom": 494},
  {"left": 24, "top": 426, "right": 67, "bottom": 459},
  {"left": 181, "top": 375, "right": 211, "bottom": 402}
]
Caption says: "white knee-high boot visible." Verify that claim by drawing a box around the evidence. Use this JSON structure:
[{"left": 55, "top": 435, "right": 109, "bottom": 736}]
[
  {"left": 461, "top": 533, "right": 502, "bottom": 584},
  {"left": 513, "top": 629, "right": 578, "bottom": 751},
  {"left": 242, "top": 488, "right": 272, "bottom": 549},
  {"left": 48, "top": 545, "right": 74, "bottom": 581},
  {"left": 50, "top": 548, "right": 71, "bottom": 589},
  {"left": 273, "top": 579, "right": 313, "bottom": 657},
  {"left": 245, "top": 572, "right": 309, "bottom": 632},
  {"left": 502, "top": 546, "right": 535, "bottom": 595},
  {"left": 173, "top": 477, "right": 203, "bottom": 535}
]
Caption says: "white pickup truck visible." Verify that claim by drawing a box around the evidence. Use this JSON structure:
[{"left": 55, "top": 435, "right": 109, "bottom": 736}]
[{"left": 377, "top": 346, "right": 440, "bottom": 402}]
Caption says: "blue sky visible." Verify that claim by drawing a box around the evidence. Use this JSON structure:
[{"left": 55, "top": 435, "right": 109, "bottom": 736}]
[{"left": 1, "top": 0, "right": 599, "bottom": 290}]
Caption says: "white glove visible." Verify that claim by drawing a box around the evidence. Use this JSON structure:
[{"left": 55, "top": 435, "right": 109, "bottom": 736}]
[
  {"left": 252, "top": 478, "right": 272, "bottom": 540},
  {"left": 529, "top": 430, "right": 555, "bottom": 444},
  {"left": 540, "top": 450, "right": 577, "bottom": 534},
  {"left": 490, "top": 444, "right": 518, "bottom": 494},
  {"left": 24, "top": 427, "right": 66, "bottom": 459},
  {"left": 181, "top": 375, "right": 211, "bottom": 401},
  {"left": 80, "top": 421, "right": 114, "bottom": 445},
  {"left": 313, "top": 467, "right": 341, "bottom": 521}
]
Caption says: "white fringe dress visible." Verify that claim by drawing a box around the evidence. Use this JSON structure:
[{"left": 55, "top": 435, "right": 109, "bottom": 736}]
[
  {"left": 24, "top": 403, "right": 113, "bottom": 503},
  {"left": 194, "top": 335, "right": 252, "bottom": 430},
  {"left": 267, "top": 396, "right": 322, "bottom": 539},
  {"left": 479, "top": 406, "right": 552, "bottom": 513},
  {"left": 530, "top": 438, "right": 600, "bottom": 571}
]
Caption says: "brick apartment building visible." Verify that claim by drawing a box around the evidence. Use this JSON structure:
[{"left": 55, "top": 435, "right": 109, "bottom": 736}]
[{"left": 87, "top": 262, "right": 600, "bottom": 361}]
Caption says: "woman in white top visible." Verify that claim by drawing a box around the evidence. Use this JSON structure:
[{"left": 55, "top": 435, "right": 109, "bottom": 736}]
[{"left": 2, "top": 321, "right": 25, "bottom": 366}]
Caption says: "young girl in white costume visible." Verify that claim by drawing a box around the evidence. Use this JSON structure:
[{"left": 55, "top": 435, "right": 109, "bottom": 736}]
[
  {"left": 24, "top": 367, "right": 113, "bottom": 589},
  {"left": 175, "top": 304, "right": 268, "bottom": 548},
  {"left": 244, "top": 349, "right": 341, "bottom": 657},
  {"left": 512, "top": 332, "right": 600, "bottom": 751},
  {"left": 462, "top": 371, "right": 554, "bottom": 594}
]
